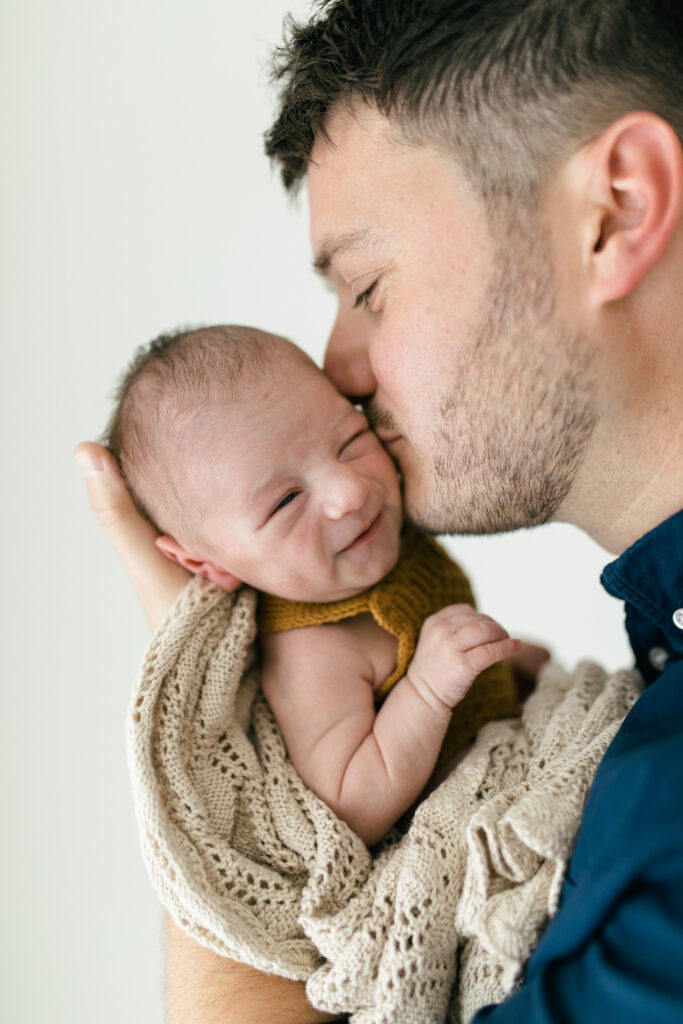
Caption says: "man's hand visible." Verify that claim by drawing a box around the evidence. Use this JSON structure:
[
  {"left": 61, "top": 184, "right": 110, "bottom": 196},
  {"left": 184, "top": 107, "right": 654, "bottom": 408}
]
[
  {"left": 166, "top": 915, "right": 342, "bottom": 1024},
  {"left": 508, "top": 639, "right": 551, "bottom": 709},
  {"left": 75, "top": 441, "right": 190, "bottom": 630}
]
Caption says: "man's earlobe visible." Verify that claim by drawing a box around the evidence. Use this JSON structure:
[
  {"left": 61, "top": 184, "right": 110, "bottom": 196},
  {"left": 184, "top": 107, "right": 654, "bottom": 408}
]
[
  {"left": 588, "top": 113, "right": 683, "bottom": 304},
  {"left": 155, "top": 536, "right": 242, "bottom": 592}
]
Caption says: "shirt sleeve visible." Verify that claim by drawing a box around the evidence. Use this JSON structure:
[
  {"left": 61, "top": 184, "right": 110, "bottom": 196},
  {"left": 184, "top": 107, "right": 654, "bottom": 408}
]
[{"left": 473, "top": 842, "right": 683, "bottom": 1023}]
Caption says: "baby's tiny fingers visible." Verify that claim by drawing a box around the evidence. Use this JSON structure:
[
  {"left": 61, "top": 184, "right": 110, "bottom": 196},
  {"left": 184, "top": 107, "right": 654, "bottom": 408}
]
[
  {"left": 456, "top": 616, "right": 510, "bottom": 652},
  {"left": 435, "top": 604, "right": 491, "bottom": 626},
  {"left": 465, "top": 637, "right": 521, "bottom": 675},
  {"left": 420, "top": 605, "right": 494, "bottom": 645}
]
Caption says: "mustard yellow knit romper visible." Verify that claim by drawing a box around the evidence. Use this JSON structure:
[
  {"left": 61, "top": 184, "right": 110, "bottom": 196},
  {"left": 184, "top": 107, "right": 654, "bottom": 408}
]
[{"left": 258, "top": 529, "right": 517, "bottom": 766}]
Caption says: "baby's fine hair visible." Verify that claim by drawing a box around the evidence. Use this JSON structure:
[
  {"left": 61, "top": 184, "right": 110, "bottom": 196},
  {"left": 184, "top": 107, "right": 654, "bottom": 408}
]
[{"left": 104, "top": 324, "right": 278, "bottom": 541}]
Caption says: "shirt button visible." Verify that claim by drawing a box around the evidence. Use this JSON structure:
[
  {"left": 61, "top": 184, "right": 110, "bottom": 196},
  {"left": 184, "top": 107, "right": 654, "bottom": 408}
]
[
  {"left": 673, "top": 608, "right": 683, "bottom": 630},
  {"left": 649, "top": 646, "right": 670, "bottom": 672}
]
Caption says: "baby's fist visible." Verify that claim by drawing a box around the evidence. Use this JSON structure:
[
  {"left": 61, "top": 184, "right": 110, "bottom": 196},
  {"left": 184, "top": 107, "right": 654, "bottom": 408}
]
[{"left": 408, "top": 604, "right": 520, "bottom": 711}]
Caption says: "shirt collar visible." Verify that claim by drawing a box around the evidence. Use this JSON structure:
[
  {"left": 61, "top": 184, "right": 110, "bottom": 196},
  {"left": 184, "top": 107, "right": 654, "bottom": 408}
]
[{"left": 601, "top": 509, "right": 683, "bottom": 681}]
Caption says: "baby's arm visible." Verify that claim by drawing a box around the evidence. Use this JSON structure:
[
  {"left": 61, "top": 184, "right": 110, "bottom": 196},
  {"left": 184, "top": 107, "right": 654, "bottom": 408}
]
[{"left": 261, "top": 605, "right": 519, "bottom": 846}]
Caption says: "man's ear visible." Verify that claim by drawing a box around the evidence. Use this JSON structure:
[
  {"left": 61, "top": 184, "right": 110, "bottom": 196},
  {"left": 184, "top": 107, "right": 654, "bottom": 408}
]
[
  {"left": 586, "top": 112, "right": 682, "bottom": 305},
  {"left": 155, "top": 535, "right": 242, "bottom": 592}
]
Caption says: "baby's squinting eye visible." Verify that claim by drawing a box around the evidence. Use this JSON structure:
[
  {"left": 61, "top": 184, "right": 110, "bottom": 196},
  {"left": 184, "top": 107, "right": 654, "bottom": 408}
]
[
  {"left": 272, "top": 491, "right": 299, "bottom": 515},
  {"left": 341, "top": 428, "right": 376, "bottom": 458}
]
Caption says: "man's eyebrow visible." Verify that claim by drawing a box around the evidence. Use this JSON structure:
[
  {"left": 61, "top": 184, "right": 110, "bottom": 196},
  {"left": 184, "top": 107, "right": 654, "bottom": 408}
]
[{"left": 313, "top": 228, "right": 372, "bottom": 275}]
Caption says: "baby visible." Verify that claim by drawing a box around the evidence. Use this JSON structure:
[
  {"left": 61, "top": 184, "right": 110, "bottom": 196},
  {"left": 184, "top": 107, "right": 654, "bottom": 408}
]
[{"left": 106, "top": 325, "right": 518, "bottom": 845}]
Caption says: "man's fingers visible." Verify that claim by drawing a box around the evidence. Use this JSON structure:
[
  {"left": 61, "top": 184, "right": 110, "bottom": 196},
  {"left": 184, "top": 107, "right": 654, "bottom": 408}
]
[
  {"left": 511, "top": 640, "right": 551, "bottom": 677},
  {"left": 75, "top": 441, "right": 191, "bottom": 630},
  {"left": 75, "top": 441, "right": 161, "bottom": 556},
  {"left": 76, "top": 442, "right": 146, "bottom": 530},
  {"left": 508, "top": 640, "right": 552, "bottom": 707}
]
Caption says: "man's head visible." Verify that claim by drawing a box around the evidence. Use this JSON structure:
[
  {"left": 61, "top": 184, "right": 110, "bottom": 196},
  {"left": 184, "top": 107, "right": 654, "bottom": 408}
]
[
  {"left": 266, "top": 1, "right": 683, "bottom": 550},
  {"left": 105, "top": 325, "right": 402, "bottom": 600},
  {"left": 267, "top": 0, "right": 683, "bottom": 205}
]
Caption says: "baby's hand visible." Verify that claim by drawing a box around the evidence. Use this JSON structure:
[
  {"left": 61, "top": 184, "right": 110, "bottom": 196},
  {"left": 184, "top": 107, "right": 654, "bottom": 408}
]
[{"left": 407, "top": 605, "right": 520, "bottom": 711}]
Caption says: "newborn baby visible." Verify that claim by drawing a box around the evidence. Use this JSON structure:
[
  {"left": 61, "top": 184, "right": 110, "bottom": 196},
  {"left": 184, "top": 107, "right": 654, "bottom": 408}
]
[{"left": 106, "top": 325, "right": 518, "bottom": 844}]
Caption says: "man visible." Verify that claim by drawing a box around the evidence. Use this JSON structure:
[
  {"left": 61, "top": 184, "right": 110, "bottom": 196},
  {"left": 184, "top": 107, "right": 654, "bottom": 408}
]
[{"left": 77, "top": 0, "right": 683, "bottom": 1020}]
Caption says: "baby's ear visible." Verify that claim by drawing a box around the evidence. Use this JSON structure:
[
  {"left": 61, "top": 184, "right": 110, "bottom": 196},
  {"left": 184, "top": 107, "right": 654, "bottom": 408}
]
[{"left": 155, "top": 535, "right": 242, "bottom": 592}]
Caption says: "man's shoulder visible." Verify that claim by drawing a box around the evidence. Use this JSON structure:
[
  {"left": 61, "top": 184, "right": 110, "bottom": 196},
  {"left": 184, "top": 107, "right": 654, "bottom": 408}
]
[
  {"left": 575, "top": 660, "right": 683, "bottom": 858},
  {"left": 521, "top": 661, "right": 683, "bottom": 991}
]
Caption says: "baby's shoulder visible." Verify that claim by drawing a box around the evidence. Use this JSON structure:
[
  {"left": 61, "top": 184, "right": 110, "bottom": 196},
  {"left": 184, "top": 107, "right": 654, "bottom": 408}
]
[
  {"left": 260, "top": 613, "right": 396, "bottom": 691},
  {"left": 260, "top": 616, "right": 374, "bottom": 680}
]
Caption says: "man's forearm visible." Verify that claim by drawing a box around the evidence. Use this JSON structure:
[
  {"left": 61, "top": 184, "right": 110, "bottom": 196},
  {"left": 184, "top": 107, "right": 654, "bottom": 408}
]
[{"left": 166, "top": 915, "right": 342, "bottom": 1024}]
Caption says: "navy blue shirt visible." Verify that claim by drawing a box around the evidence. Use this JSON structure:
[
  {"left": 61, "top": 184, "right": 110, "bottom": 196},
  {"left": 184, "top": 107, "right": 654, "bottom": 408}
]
[{"left": 475, "top": 509, "right": 683, "bottom": 1023}]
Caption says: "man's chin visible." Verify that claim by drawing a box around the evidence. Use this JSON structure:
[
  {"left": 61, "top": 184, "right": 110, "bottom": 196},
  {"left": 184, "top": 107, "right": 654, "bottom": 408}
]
[
  {"left": 406, "top": 485, "right": 559, "bottom": 537},
  {"left": 402, "top": 473, "right": 514, "bottom": 536},
  {"left": 401, "top": 484, "right": 450, "bottom": 536}
]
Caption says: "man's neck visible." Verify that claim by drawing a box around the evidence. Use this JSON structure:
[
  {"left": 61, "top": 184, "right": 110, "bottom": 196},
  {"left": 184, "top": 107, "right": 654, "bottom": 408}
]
[
  {"left": 556, "top": 265, "right": 683, "bottom": 555},
  {"left": 560, "top": 414, "right": 683, "bottom": 555}
]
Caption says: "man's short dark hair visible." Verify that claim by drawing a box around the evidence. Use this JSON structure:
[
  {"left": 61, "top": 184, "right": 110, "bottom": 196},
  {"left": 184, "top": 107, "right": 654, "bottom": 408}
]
[{"left": 265, "top": 0, "right": 683, "bottom": 207}]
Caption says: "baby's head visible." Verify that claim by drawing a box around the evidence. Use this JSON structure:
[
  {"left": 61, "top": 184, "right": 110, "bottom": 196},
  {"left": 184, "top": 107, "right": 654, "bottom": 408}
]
[{"left": 106, "top": 325, "right": 402, "bottom": 602}]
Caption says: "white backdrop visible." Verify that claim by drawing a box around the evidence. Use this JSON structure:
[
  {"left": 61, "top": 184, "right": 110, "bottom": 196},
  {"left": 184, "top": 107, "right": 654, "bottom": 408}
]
[{"left": 1, "top": 2, "right": 632, "bottom": 1021}]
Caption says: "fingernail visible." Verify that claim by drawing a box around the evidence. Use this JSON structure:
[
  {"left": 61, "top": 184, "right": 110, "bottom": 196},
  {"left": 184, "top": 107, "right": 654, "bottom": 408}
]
[{"left": 75, "top": 448, "right": 104, "bottom": 477}]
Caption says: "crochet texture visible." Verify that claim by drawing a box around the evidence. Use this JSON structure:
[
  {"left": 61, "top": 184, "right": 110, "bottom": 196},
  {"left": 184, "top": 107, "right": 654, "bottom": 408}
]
[{"left": 128, "top": 578, "right": 642, "bottom": 1024}]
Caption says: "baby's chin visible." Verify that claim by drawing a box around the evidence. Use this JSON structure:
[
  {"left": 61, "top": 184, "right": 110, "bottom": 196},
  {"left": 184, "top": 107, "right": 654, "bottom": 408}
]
[
  {"left": 335, "top": 526, "right": 402, "bottom": 597},
  {"left": 274, "top": 552, "right": 399, "bottom": 605}
]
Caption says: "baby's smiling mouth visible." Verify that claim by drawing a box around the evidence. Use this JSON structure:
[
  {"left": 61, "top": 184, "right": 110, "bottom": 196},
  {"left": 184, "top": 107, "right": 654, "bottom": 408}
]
[{"left": 340, "top": 509, "right": 383, "bottom": 553}]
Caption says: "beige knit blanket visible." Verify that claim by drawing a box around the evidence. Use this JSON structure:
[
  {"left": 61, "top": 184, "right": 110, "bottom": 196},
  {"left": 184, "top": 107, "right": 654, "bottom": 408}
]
[{"left": 128, "top": 578, "right": 642, "bottom": 1024}]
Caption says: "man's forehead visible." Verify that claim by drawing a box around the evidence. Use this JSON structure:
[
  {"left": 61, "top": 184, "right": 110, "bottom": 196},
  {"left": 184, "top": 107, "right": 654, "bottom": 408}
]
[
  {"left": 310, "top": 101, "right": 397, "bottom": 168},
  {"left": 307, "top": 104, "right": 473, "bottom": 264},
  {"left": 307, "top": 105, "right": 400, "bottom": 249}
]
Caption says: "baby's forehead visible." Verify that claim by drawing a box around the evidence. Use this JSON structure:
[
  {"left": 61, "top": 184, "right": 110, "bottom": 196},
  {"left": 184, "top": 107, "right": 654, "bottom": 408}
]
[
  {"left": 242, "top": 345, "right": 336, "bottom": 415},
  {"left": 177, "top": 351, "right": 335, "bottom": 464}
]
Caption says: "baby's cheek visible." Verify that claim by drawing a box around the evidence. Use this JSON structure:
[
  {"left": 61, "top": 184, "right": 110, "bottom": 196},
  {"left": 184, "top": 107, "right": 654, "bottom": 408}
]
[{"left": 372, "top": 451, "right": 401, "bottom": 491}]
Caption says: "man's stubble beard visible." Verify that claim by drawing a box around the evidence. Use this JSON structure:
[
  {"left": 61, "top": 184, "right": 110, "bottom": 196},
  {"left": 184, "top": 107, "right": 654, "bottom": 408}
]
[{"left": 382, "top": 227, "right": 597, "bottom": 536}]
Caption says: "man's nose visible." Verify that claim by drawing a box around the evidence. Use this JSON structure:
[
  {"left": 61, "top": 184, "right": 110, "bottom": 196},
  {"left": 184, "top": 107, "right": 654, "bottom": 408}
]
[
  {"left": 323, "top": 312, "right": 377, "bottom": 404},
  {"left": 322, "top": 467, "right": 371, "bottom": 521}
]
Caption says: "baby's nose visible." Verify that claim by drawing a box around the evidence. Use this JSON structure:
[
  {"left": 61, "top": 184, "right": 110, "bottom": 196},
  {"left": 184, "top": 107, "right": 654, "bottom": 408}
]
[{"left": 323, "top": 469, "right": 370, "bottom": 520}]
